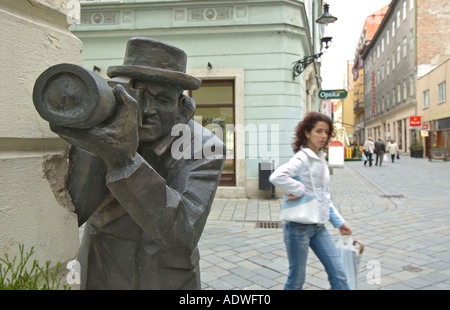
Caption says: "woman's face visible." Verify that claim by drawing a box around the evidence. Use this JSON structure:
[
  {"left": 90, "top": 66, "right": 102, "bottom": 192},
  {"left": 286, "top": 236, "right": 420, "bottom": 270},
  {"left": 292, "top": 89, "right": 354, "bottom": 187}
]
[{"left": 306, "top": 121, "right": 330, "bottom": 153}]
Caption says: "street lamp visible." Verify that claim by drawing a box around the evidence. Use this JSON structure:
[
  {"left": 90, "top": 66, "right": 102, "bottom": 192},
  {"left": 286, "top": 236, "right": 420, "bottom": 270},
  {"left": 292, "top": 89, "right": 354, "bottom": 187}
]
[
  {"left": 292, "top": 3, "right": 337, "bottom": 80},
  {"left": 316, "top": 3, "right": 338, "bottom": 25}
]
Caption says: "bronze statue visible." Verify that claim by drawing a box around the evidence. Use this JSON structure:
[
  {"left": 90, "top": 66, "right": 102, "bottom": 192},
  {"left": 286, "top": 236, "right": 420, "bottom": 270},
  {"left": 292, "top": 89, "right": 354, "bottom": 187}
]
[{"left": 33, "top": 37, "right": 225, "bottom": 289}]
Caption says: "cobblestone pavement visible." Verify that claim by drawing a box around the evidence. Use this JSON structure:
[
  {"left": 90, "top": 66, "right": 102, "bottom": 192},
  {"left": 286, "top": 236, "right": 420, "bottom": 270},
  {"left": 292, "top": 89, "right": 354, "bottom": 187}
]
[{"left": 198, "top": 155, "right": 450, "bottom": 290}]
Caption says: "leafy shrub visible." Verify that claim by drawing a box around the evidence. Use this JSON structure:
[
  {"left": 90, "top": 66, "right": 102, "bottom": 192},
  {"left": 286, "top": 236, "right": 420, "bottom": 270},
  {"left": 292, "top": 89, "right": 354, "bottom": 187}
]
[{"left": 0, "top": 244, "right": 69, "bottom": 290}]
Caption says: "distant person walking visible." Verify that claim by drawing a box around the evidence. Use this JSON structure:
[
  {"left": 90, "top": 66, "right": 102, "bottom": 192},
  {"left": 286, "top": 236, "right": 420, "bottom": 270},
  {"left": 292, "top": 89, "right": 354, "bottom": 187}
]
[
  {"left": 386, "top": 140, "right": 400, "bottom": 163},
  {"left": 363, "top": 137, "right": 375, "bottom": 167},
  {"left": 374, "top": 138, "right": 386, "bottom": 167}
]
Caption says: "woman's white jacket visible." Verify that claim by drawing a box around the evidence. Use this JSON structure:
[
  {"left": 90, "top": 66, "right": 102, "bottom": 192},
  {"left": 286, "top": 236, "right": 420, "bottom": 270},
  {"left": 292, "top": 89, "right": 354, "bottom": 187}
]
[
  {"left": 269, "top": 147, "right": 345, "bottom": 227},
  {"left": 386, "top": 142, "right": 399, "bottom": 155}
]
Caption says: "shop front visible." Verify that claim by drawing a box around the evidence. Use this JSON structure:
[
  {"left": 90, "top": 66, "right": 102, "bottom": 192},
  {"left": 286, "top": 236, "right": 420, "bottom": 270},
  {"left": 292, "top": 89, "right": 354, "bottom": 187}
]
[{"left": 425, "top": 117, "right": 450, "bottom": 160}]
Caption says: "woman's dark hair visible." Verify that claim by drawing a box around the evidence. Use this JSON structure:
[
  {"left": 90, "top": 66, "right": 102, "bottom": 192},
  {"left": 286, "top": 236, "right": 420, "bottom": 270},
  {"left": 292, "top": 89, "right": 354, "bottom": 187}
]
[{"left": 292, "top": 112, "right": 336, "bottom": 153}]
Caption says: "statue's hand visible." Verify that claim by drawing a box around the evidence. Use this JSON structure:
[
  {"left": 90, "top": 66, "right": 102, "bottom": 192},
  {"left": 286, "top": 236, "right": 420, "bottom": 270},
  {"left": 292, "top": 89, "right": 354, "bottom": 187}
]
[{"left": 51, "top": 85, "right": 139, "bottom": 171}]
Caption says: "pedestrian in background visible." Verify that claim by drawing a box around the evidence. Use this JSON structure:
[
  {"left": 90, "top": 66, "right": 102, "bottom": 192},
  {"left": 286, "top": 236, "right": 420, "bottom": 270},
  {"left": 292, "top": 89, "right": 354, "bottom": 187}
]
[
  {"left": 363, "top": 137, "right": 375, "bottom": 167},
  {"left": 386, "top": 139, "right": 400, "bottom": 163},
  {"left": 374, "top": 138, "right": 386, "bottom": 167},
  {"left": 269, "top": 112, "right": 352, "bottom": 290}
]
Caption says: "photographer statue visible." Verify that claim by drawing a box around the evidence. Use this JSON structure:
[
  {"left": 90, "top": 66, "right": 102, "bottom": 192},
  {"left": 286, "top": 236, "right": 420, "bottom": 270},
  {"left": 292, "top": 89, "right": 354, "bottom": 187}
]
[{"left": 33, "top": 37, "right": 225, "bottom": 289}]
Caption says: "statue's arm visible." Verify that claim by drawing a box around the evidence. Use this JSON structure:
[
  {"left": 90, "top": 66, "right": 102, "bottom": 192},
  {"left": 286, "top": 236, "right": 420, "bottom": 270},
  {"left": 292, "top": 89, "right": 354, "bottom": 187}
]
[
  {"left": 105, "top": 153, "right": 224, "bottom": 256},
  {"left": 66, "top": 147, "right": 109, "bottom": 227}
]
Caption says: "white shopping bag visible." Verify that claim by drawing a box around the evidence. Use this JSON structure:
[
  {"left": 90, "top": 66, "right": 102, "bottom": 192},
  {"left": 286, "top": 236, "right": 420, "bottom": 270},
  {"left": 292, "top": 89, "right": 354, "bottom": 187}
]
[
  {"left": 336, "top": 236, "right": 364, "bottom": 290},
  {"left": 383, "top": 154, "right": 388, "bottom": 162}
]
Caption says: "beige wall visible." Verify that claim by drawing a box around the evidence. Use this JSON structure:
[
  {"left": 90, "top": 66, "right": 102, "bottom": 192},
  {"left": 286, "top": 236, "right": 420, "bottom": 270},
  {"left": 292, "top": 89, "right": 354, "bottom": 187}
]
[
  {"left": 0, "top": 0, "right": 81, "bottom": 266},
  {"left": 417, "top": 56, "right": 450, "bottom": 123}
]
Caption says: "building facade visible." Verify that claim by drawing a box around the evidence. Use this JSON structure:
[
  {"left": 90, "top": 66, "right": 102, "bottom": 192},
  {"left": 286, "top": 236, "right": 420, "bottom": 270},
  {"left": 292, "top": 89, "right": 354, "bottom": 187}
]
[
  {"left": 362, "top": 0, "right": 416, "bottom": 152},
  {"left": 416, "top": 56, "right": 450, "bottom": 159},
  {"left": 362, "top": 0, "right": 450, "bottom": 155},
  {"left": 415, "top": 0, "right": 450, "bottom": 159},
  {"left": 352, "top": 4, "right": 389, "bottom": 146},
  {"left": 71, "top": 0, "right": 327, "bottom": 198}
]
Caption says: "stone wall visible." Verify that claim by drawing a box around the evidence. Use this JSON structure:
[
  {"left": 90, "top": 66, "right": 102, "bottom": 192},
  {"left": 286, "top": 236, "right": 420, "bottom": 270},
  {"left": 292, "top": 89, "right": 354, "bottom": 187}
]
[{"left": 0, "top": 0, "right": 81, "bottom": 267}]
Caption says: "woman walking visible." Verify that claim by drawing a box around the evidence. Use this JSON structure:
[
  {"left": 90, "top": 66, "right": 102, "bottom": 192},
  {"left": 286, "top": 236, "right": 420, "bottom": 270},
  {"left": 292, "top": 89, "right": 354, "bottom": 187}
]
[
  {"left": 386, "top": 139, "right": 400, "bottom": 163},
  {"left": 269, "top": 112, "right": 352, "bottom": 290},
  {"left": 363, "top": 137, "right": 375, "bottom": 166}
]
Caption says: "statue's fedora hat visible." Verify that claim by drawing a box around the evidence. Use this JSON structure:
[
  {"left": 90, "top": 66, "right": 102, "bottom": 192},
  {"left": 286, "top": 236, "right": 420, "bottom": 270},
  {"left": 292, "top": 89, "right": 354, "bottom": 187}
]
[{"left": 107, "top": 37, "right": 201, "bottom": 90}]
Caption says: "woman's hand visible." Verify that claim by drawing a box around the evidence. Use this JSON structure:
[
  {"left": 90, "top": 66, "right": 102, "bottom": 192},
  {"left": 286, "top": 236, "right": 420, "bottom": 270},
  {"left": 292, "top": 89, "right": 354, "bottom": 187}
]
[
  {"left": 285, "top": 194, "right": 300, "bottom": 202},
  {"left": 339, "top": 223, "right": 352, "bottom": 235}
]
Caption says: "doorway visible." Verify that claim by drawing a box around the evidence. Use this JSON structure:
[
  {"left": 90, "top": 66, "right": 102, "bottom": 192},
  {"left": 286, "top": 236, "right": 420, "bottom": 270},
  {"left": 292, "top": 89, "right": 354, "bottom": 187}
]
[{"left": 190, "top": 80, "right": 236, "bottom": 186}]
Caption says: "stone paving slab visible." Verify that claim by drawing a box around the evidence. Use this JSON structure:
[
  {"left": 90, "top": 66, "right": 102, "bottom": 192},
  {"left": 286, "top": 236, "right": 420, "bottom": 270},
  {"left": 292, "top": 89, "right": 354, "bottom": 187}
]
[{"left": 198, "top": 155, "right": 450, "bottom": 290}]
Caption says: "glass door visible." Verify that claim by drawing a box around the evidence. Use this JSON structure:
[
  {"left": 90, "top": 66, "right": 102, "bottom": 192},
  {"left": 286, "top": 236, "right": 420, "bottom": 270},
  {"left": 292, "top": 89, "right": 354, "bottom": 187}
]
[{"left": 190, "top": 80, "right": 235, "bottom": 186}]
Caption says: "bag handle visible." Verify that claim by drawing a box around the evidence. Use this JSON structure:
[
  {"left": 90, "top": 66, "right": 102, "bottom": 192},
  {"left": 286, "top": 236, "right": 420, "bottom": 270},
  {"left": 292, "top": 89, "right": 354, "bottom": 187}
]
[
  {"left": 338, "top": 236, "right": 365, "bottom": 255},
  {"left": 353, "top": 239, "right": 364, "bottom": 255}
]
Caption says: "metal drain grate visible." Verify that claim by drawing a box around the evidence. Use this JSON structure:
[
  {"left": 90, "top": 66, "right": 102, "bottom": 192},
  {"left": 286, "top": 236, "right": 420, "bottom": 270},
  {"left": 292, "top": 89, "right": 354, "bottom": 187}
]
[
  {"left": 380, "top": 194, "right": 404, "bottom": 198},
  {"left": 256, "top": 221, "right": 282, "bottom": 229},
  {"left": 402, "top": 265, "right": 422, "bottom": 273}
]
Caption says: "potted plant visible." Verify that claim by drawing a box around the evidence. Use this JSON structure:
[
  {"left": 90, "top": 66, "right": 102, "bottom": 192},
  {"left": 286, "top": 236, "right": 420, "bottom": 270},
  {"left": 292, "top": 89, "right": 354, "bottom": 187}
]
[{"left": 409, "top": 140, "right": 424, "bottom": 158}]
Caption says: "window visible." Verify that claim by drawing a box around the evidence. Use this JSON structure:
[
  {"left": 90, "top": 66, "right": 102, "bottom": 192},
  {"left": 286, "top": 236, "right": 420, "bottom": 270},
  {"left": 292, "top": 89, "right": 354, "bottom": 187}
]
[
  {"left": 387, "top": 59, "right": 390, "bottom": 75},
  {"left": 377, "top": 44, "right": 380, "bottom": 58},
  {"left": 438, "top": 81, "right": 446, "bottom": 104},
  {"left": 387, "top": 91, "right": 390, "bottom": 109},
  {"left": 423, "top": 90, "right": 430, "bottom": 108},
  {"left": 409, "top": 29, "right": 414, "bottom": 51},
  {"left": 392, "top": 21, "right": 395, "bottom": 37},
  {"left": 396, "top": 11, "right": 400, "bottom": 28},
  {"left": 397, "top": 84, "right": 401, "bottom": 103},
  {"left": 410, "top": 0, "right": 414, "bottom": 11},
  {"left": 403, "top": 37, "right": 407, "bottom": 58},
  {"left": 403, "top": 80, "right": 407, "bottom": 100},
  {"left": 381, "top": 65, "right": 385, "bottom": 80},
  {"left": 382, "top": 38, "right": 385, "bottom": 52},
  {"left": 386, "top": 30, "right": 390, "bottom": 45},
  {"left": 403, "top": 1, "right": 407, "bottom": 20},
  {"left": 397, "top": 44, "right": 401, "bottom": 64},
  {"left": 410, "top": 75, "right": 415, "bottom": 97},
  {"left": 392, "top": 54, "right": 396, "bottom": 70}
]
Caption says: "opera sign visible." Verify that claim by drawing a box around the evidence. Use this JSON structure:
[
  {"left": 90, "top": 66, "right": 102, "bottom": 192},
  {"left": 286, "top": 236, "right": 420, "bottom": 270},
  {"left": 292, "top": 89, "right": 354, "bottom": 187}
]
[{"left": 318, "top": 89, "right": 348, "bottom": 100}]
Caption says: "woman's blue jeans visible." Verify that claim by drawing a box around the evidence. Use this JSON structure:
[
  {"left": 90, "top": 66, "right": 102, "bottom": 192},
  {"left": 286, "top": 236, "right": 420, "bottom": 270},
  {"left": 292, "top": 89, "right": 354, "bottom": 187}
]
[{"left": 283, "top": 221, "right": 349, "bottom": 290}]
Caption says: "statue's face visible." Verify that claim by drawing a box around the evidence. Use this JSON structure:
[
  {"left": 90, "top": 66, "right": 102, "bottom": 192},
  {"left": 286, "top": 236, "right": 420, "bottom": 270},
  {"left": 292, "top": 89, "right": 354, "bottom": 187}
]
[{"left": 133, "top": 80, "right": 182, "bottom": 142}]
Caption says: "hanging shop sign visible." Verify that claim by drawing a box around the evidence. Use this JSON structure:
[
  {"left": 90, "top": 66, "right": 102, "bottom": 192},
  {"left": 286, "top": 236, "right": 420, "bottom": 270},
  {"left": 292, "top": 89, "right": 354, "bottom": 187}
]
[
  {"left": 318, "top": 89, "right": 348, "bottom": 100},
  {"left": 409, "top": 116, "right": 422, "bottom": 128}
]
